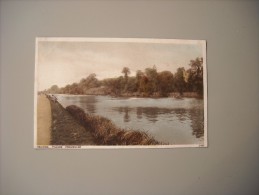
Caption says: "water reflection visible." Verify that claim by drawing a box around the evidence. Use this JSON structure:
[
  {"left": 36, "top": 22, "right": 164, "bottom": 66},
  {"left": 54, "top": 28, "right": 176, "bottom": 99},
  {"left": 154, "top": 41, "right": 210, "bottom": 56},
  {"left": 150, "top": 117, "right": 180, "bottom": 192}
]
[
  {"left": 137, "top": 107, "right": 159, "bottom": 123},
  {"left": 189, "top": 108, "right": 204, "bottom": 138},
  {"left": 112, "top": 106, "right": 204, "bottom": 138},
  {"left": 114, "top": 107, "right": 132, "bottom": 122},
  {"left": 136, "top": 107, "right": 143, "bottom": 119},
  {"left": 57, "top": 95, "right": 205, "bottom": 144},
  {"left": 79, "top": 95, "right": 97, "bottom": 114},
  {"left": 136, "top": 107, "right": 173, "bottom": 123},
  {"left": 174, "top": 108, "right": 188, "bottom": 122}
]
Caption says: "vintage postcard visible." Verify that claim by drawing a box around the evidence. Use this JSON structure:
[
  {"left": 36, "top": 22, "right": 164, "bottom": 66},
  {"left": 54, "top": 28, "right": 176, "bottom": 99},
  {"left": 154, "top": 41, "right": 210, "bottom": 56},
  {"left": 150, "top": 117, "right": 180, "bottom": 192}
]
[{"left": 34, "top": 37, "right": 207, "bottom": 149}]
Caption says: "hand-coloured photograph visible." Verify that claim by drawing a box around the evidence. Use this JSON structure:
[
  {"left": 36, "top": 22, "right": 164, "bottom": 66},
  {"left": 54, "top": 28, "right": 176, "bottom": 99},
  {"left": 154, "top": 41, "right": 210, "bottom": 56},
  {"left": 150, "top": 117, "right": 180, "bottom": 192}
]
[{"left": 34, "top": 38, "right": 207, "bottom": 149}]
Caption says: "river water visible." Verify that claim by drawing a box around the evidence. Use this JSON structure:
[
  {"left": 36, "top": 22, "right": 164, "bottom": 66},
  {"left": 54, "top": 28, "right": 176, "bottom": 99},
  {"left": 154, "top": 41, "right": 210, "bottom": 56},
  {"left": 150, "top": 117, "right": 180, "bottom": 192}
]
[{"left": 56, "top": 94, "right": 204, "bottom": 145}]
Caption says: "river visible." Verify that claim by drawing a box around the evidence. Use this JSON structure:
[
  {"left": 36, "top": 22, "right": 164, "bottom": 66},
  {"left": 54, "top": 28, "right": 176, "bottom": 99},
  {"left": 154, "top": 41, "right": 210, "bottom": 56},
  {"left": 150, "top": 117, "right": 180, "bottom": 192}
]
[{"left": 55, "top": 94, "right": 204, "bottom": 145}]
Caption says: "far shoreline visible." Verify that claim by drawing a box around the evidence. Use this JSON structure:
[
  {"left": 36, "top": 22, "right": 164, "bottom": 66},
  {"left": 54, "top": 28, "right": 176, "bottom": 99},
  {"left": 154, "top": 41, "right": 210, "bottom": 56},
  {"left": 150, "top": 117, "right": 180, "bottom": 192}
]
[{"left": 40, "top": 91, "right": 203, "bottom": 99}]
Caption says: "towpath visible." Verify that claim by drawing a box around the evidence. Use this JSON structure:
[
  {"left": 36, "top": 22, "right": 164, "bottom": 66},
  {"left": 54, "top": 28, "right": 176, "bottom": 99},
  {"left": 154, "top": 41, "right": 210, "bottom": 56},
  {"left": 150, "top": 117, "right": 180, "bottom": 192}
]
[{"left": 37, "top": 95, "right": 51, "bottom": 145}]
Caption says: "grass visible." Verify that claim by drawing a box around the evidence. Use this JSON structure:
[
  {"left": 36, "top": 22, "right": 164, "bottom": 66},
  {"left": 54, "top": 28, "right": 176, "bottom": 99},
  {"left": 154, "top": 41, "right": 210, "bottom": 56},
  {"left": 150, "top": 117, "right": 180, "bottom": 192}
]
[{"left": 66, "top": 105, "right": 161, "bottom": 145}]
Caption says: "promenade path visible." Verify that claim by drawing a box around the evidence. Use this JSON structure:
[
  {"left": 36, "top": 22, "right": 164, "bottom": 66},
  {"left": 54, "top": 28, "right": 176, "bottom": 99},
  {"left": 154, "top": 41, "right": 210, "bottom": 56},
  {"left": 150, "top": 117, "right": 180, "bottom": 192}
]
[{"left": 37, "top": 95, "right": 51, "bottom": 145}]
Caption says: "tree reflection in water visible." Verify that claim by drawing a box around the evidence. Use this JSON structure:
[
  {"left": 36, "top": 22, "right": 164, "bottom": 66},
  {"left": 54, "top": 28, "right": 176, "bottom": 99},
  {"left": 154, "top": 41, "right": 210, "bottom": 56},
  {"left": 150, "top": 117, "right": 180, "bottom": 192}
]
[
  {"left": 136, "top": 107, "right": 143, "bottom": 119},
  {"left": 114, "top": 107, "right": 133, "bottom": 122},
  {"left": 189, "top": 108, "right": 204, "bottom": 138},
  {"left": 79, "top": 95, "right": 97, "bottom": 114},
  {"left": 113, "top": 106, "right": 204, "bottom": 138},
  {"left": 136, "top": 107, "right": 159, "bottom": 123},
  {"left": 174, "top": 108, "right": 188, "bottom": 122},
  {"left": 57, "top": 95, "right": 205, "bottom": 143}
]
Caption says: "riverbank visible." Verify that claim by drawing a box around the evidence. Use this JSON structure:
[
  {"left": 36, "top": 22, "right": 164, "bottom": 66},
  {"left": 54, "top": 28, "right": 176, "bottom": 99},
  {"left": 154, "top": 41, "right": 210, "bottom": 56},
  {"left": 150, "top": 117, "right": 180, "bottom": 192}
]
[
  {"left": 55, "top": 91, "right": 202, "bottom": 99},
  {"left": 49, "top": 86, "right": 203, "bottom": 98},
  {"left": 38, "top": 94, "right": 161, "bottom": 145},
  {"left": 119, "top": 92, "right": 202, "bottom": 98},
  {"left": 48, "top": 97, "right": 95, "bottom": 145},
  {"left": 66, "top": 105, "right": 162, "bottom": 145},
  {"left": 37, "top": 95, "right": 51, "bottom": 145}
]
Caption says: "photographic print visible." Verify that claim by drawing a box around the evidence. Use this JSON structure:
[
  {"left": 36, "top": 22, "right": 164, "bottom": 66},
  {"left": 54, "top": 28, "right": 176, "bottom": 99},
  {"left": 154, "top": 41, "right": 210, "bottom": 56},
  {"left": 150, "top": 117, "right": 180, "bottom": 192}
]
[{"left": 34, "top": 38, "right": 207, "bottom": 149}]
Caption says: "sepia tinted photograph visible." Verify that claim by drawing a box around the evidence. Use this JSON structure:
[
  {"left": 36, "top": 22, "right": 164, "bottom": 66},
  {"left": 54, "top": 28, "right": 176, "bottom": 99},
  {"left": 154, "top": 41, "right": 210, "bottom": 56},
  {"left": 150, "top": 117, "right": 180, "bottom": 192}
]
[{"left": 34, "top": 38, "right": 207, "bottom": 149}]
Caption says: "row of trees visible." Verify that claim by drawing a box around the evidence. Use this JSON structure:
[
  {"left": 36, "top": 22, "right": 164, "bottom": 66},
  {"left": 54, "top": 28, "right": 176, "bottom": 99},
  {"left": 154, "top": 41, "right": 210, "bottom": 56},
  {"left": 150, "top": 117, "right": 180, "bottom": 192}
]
[{"left": 45, "top": 57, "right": 204, "bottom": 97}]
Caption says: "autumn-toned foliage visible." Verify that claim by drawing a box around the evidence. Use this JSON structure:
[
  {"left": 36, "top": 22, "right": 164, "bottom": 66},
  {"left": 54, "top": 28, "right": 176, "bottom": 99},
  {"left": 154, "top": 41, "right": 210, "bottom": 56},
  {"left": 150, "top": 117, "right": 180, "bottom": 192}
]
[{"left": 45, "top": 57, "right": 203, "bottom": 97}]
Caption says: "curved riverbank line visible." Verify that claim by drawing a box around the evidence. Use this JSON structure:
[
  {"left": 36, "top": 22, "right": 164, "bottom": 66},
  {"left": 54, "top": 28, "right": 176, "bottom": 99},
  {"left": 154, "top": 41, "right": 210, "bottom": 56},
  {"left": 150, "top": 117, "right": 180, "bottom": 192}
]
[
  {"left": 37, "top": 94, "right": 161, "bottom": 146},
  {"left": 49, "top": 98, "right": 95, "bottom": 145},
  {"left": 37, "top": 95, "right": 51, "bottom": 145},
  {"left": 66, "top": 105, "right": 162, "bottom": 145}
]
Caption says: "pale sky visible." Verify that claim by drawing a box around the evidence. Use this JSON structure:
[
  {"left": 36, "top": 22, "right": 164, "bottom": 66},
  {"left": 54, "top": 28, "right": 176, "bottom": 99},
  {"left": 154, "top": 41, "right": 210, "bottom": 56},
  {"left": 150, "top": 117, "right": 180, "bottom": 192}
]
[{"left": 36, "top": 38, "right": 205, "bottom": 91}]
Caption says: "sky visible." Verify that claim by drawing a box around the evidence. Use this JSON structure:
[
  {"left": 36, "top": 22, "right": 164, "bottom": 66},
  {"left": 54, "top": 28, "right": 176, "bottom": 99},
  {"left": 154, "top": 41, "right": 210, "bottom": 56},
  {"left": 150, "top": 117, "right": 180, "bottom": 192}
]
[{"left": 36, "top": 38, "right": 205, "bottom": 91}]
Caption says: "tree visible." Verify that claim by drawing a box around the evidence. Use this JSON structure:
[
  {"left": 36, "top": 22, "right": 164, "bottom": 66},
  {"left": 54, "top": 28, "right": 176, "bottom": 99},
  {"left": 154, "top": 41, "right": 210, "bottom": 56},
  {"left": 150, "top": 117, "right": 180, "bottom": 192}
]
[
  {"left": 122, "top": 67, "right": 130, "bottom": 80},
  {"left": 48, "top": 85, "right": 59, "bottom": 94},
  {"left": 127, "top": 77, "right": 137, "bottom": 93},
  {"left": 157, "top": 71, "right": 174, "bottom": 96},
  {"left": 122, "top": 67, "right": 131, "bottom": 92},
  {"left": 190, "top": 57, "right": 203, "bottom": 73},
  {"left": 79, "top": 73, "right": 100, "bottom": 93},
  {"left": 188, "top": 57, "right": 203, "bottom": 94},
  {"left": 144, "top": 66, "right": 158, "bottom": 94},
  {"left": 112, "top": 76, "right": 124, "bottom": 95},
  {"left": 136, "top": 70, "right": 144, "bottom": 92},
  {"left": 139, "top": 75, "right": 149, "bottom": 94},
  {"left": 174, "top": 67, "right": 186, "bottom": 95}
]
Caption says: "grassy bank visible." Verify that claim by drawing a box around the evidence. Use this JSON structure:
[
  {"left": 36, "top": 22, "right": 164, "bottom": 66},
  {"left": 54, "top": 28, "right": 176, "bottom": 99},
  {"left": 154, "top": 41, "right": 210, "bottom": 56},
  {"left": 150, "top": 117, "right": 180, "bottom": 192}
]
[
  {"left": 66, "top": 105, "right": 162, "bottom": 145},
  {"left": 49, "top": 99, "right": 95, "bottom": 145}
]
